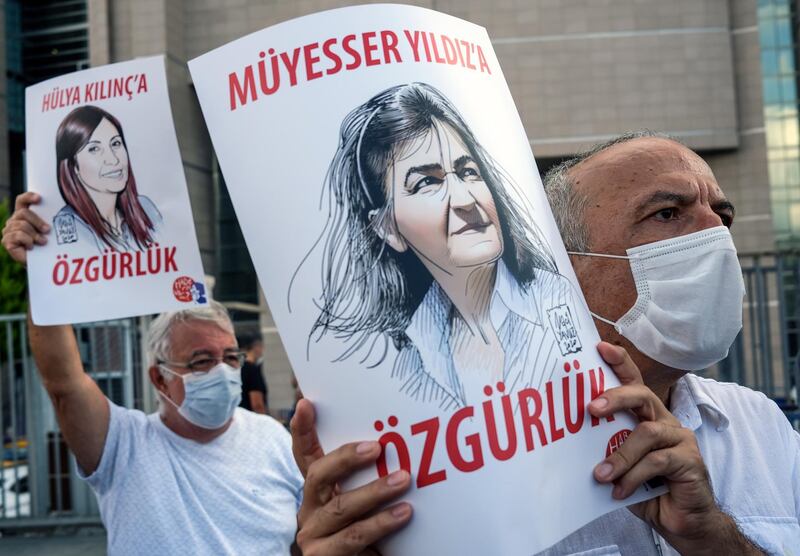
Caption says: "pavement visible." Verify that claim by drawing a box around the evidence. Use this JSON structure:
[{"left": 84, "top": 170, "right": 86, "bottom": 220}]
[{"left": 0, "top": 529, "right": 106, "bottom": 555}]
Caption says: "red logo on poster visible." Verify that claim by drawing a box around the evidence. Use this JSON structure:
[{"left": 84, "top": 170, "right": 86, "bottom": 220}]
[
  {"left": 172, "top": 276, "right": 194, "bottom": 302},
  {"left": 605, "top": 429, "right": 631, "bottom": 458}
]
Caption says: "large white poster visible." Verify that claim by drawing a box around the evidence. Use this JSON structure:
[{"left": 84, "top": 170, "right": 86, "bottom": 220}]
[
  {"left": 25, "top": 56, "right": 208, "bottom": 325},
  {"left": 189, "top": 6, "right": 663, "bottom": 554}
]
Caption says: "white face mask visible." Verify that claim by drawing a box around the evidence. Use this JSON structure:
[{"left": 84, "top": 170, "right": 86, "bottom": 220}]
[
  {"left": 159, "top": 363, "right": 242, "bottom": 429},
  {"left": 569, "top": 226, "right": 745, "bottom": 371}
]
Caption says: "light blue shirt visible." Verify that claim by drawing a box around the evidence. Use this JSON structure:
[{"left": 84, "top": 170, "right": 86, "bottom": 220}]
[
  {"left": 80, "top": 400, "right": 303, "bottom": 555},
  {"left": 538, "top": 373, "right": 800, "bottom": 555}
]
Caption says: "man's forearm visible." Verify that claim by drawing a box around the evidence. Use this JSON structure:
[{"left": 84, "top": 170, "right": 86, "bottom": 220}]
[
  {"left": 27, "top": 309, "right": 110, "bottom": 474},
  {"left": 249, "top": 391, "right": 267, "bottom": 414},
  {"left": 664, "top": 510, "right": 765, "bottom": 556}
]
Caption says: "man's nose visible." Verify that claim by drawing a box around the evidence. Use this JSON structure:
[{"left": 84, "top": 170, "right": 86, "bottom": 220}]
[{"left": 447, "top": 174, "right": 476, "bottom": 210}]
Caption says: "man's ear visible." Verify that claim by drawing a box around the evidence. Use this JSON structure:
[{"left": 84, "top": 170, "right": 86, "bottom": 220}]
[
  {"left": 149, "top": 365, "right": 169, "bottom": 396},
  {"left": 369, "top": 208, "right": 408, "bottom": 252}
]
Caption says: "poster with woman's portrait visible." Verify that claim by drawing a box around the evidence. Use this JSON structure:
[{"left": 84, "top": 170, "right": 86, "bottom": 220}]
[
  {"left": 25, "top": 56, "right": 207, "bottom": 324},
  {"left": 189, "top": 6, "right": 663, "bottom": 555}
]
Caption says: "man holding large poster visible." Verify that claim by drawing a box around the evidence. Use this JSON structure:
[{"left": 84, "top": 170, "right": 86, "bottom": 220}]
[
  {"left": 290, "top": 133, "right": 799, "bottom": 555},
  {"left": 2, "top": 194, "right": 303, "bottom": 555}
]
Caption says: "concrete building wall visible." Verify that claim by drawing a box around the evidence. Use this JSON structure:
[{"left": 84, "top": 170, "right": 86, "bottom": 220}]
[
  {"left": 704, "top": 0, "right": 774, "bottom": 255},
  {"left": 89, "top": 0, "right": 217, "bottom": 271},
  {"left": 67, "top": 0, "right": 774, "bottom": 410}
]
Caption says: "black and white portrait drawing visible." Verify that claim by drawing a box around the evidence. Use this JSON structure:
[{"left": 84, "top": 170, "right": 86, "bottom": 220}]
[{"left": 302, "top": 82, "right": 582, "bottom": 409}]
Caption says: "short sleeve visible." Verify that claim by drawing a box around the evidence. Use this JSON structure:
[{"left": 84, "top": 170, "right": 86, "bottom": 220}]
[
  {"left": 789, "top": 419, "right": 800, "bottom": 521},
  {"left": 76, "top": 398, "right": 147, "bottom": 495}
]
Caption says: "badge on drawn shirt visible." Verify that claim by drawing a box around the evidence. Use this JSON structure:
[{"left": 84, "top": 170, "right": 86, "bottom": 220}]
[
  {"left": 53, "top": 213, "right": 78, "bottom": 245},
  {"left": 547, "top": 304, "right": 582, "bottom": 355}
]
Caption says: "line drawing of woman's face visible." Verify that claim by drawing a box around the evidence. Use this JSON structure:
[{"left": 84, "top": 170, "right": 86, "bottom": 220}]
[
  {"left": 74, "top": 117, "right": 129, "bottom": 195},
  {"left": 384, "top": 121, "right": 503, "bottom": 272}
]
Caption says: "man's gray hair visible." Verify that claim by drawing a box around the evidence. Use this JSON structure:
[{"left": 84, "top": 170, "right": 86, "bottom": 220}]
[
  {"left": 146, "top": 300, "right": 235, "bottom": 366},
  {"left": 542, "top": 130, "right": 676, "bottom": 251}
]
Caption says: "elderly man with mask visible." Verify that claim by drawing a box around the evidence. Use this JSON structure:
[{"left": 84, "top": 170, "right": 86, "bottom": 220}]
[
  {"left": 1, "top": 194, "right": 303, "bottom": 555},
  {"left": 288, "top": 132, "right": 800, "bottom": 555}
]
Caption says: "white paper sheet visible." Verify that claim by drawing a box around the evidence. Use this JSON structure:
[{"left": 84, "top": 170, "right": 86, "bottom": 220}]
[
  {"left": 189, "top": 6, "right": 664, "bottom": 554},
  {"left": 25, "top": 56, "right": 207, "bottom": 324}
]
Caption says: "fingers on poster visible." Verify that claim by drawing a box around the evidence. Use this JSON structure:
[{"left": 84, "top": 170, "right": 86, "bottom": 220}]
[
  {"left": 306, "top": 81, "right": 583, "bottom": 409},
  {"left": 25, "top": 56, "right": 207, "bottom": 324}
]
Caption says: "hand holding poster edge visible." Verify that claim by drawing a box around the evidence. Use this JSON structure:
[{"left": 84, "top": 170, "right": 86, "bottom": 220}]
[
  {"left": 289, "top": 340, "right": 676, "bottom": 554},
  {"left": 187, "top": 5, "right": 666, "bottom": 554},
  {"left": 24, "top": 55, "right": 208, "bottom": 325}
]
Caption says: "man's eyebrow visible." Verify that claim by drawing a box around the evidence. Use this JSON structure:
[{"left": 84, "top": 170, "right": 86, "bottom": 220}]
[
  {"left": 634, "top": 191, "right": 692, "bottom": 216},
  {"left": 404, "top": 162, "right": 442, "bottom": 186},
  {"left": 188, "top": 347, "right": 239, "bottom": 359},
  {"left": 636, "top": 190, "right": 736, "bottom": 218},
  {"left": 640, "top": 190, "right": 693, "bottom": 207},
  {"left": 712, "top": 199, "right": 736, "bottom": 216}
]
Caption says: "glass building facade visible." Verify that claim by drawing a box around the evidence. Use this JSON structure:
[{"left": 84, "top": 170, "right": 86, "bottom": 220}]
[
  {"left": 5, "top": 0, "right": 89, "bottom": 196},
  {"left": 759, "top": 0, "right": 800, "bottom": 248}
]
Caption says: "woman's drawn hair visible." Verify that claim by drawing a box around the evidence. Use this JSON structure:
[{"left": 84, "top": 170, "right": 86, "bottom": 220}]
[
  {"left": 311, "top": 82, "right": 556, "bottom": 359},
  {"left": 56, "top": 105, "right": 154, "bottom": 249}
]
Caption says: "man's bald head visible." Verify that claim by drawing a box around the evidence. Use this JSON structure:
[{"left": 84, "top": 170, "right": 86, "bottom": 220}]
[{"left": 543, "top": 132, "right": 735, "bottom": 394}]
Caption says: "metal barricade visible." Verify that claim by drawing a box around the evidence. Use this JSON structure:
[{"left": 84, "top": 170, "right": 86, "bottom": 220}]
[
  {"left": 0, "top": 314, "right": 140, "bottom": 529},
  {"left": 709, "top": 252, "right": 800, "bottom": 428}
]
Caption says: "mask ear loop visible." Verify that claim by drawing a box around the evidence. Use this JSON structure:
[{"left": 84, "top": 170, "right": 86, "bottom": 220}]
[
  {"left": 156, "top": 364, "right": 185, "bottom": 409},
  {"left": 590, "top": 312, "right": 616, "bottom": 326},
  {"left": 566, "top": 252, "right": 628, "bottom": 327},
  {"left": 567, "top": 251, "right": 630, "bottom": 260}
]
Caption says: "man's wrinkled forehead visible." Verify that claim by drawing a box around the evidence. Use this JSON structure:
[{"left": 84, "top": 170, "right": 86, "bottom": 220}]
[{"left": 567, "top": 137, "right": 715, "bottom": 196}]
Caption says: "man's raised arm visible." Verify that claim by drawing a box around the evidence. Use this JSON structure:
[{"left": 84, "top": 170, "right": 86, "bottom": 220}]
[{"left": 3, "top": 192, "right": 110, "bottom": 475}]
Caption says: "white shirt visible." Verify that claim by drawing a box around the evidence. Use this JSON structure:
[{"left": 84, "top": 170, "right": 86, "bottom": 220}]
[
  {"left": 538, "top": 373, "right": 800, "bottom": 555},
  {"left": 398, "top": 261, "right": 579, "bottom": 409},
  {"left": 80, "top": 400, "right": 303, "bottom": 555}
]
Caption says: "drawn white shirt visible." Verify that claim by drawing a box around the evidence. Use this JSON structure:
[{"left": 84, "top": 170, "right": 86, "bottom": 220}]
[{"left": 394, "top": 260, "right": 579, "bottom": 409}]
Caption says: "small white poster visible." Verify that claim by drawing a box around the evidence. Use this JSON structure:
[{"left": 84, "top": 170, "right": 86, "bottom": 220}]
[
  {"left": 25, "top": 56, "right": 208, "bottom": 325},
  {"left": 189, "top": 5, "right": 662, "bottom": 554}
]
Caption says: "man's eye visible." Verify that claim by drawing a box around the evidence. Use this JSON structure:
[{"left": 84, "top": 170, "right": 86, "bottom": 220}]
[
  {"left": 718, "top": 213, "right": 734, "bottom": 228},
  {"left": 653, "top": 208, "right": 678, "bottom": 221},
  {"left": 189, "top": 358, "right": 216, "bottom": 371},
  {"left": 223, "top": 354, "right": 243, "bottom": 367}
]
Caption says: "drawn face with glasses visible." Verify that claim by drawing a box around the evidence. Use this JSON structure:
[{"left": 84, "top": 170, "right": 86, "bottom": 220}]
[
  {"left": 159, "top": 349, "right": 246, "bottom": 375},
  {"left": 376, "top": 121, "right": 503, "bottom": 272}
]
